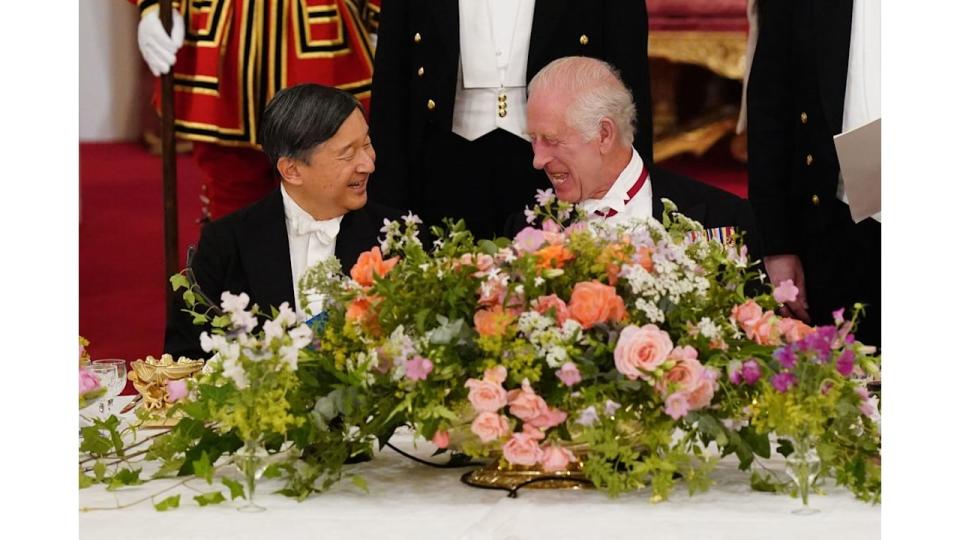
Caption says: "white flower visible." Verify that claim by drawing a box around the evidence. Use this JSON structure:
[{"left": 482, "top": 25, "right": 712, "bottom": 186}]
[
  {"left": 275, "top": 302, "right": 298, "bottom": 327},
  {"left": 279, "top": 344, "right": 300, "bottom": 371},
  {"left": 379, "top": 218, "right": 393, "bottom": 235},
  {"left": 535, "top": 188, "right": 555, "bottom": 206},
  {"left": 221, "top": 355, "right": 247, "bottom": 389},
  {"left": 403, "top": 212, "right": 422, "bottom": 227},
  {"left": 418, "top": 263, "right": 430, "bottom": 272},
  {"left": 544, "top": 345, "right": 568, "bottom": 368},
  {"left": 263, "top": 318, "right": 286, "bottom": 343},
  {"left": 220, "top": 292, "right": 250, "bottom": 314},
  {"left": 288, "top": 324, "right": 313, "bottom": 349},
  {"left": 534, "top": 276, "right": 545, "bottom": 287},
  {"left": 230, "top": 309, "right": 258, "bottom": 333},
  {"left": 696, "top": 317, "right": 720, "bottom": 339},
  {"left": 523, "top": 207, "right": 536, "bottom": 224},
  {"left": 433, "top": 238, "right": 445, "bottom": 250},
  {"left": 498, "top": 248, "right": 517, "bottom": 263}
]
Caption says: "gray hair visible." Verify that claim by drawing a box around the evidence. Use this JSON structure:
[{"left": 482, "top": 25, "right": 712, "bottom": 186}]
[{"left": 528, "top": 56, "right": 636, "bottom": 147}]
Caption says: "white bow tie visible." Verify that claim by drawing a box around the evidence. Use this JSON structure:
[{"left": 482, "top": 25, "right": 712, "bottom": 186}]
[{"left": 295, "top": 217, "right": 340, "bottom": 245}]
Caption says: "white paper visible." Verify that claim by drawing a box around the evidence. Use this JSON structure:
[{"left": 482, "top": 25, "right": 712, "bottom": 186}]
[{"left": 833, "top": 118, "right": 881, "bottom": 223}]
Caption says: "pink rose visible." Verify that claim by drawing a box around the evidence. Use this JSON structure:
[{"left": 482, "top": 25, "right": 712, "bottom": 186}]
[
  {"left": 166, "top": 379, "right": 188, "bottom": 402},
  {"left": 655, "top": 346, "right": 703, "bottom": 396},
  {"left": 614, "top": 324, "right": 674, "bottom": 381},
  {"left": 484, "top": 365, "right": 507, "bottom": 384},
  {"left": 684, "top": 367, "right": 719, "bottom": 410},
  {"left": 531, "top": 294, "right": 571, "bottom": 325},
  {"left": 664, "top": 392, "right": 690, "bottom": 419},
  {"left": 773, "top": 279, "right": 800, "bottom": 303},
  {"left": 780, "top": 318, "right": 814, "bottom": 343},
  {"left": 514, "top": 227, "right": 547, "bottom": 253},
  {"left": 522, "top": 423, "right": 545, "bottom": 441},
  {"left": 465, "top": 378, "right": 508, "bottom": 413},
  {"left": 526, "top": 406, "right": 568, "bottom": 430},
  {"left": 432, "top": 430, "right": 450, "bottom": 449},
  {"left": 475, "top": 254, "right": 495, "bottom": 272},
  {"left": 501, "top": 433, "right": 544, "bottom": 466},
  {"left": 471, "top": 412, "right": 511, "bottom": 442},
  {"left": 731, "top": 300, "right": 763, "bottom": 330},
  {"left": 745, "top": 310, "right": 781, "bottom": 346},
  {"left": 507, "top": 379, "right": 550, "bottom": 421},
  {"left": 555, "top": 362, "right": 582, "bottom": 387},
  {"left": 79, "top": 367, "right": 100, "bottom": 395},
  {"left": 540, "top": 445, "right": 577, "bottom": 472}
]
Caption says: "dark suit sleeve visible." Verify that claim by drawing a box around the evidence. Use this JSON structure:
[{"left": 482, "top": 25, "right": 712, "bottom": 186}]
[
  {"left": 163, "top": 222, "right": 229, "bottom": 360},
  {"left": 747, "top": 0, "right": 797, "bottom": 256},
  {"left": 367, "top": 0, "right": 412, "bottom": 209},
  {"left": 603, "top": 0, "right": 653, "bottom": 164}
]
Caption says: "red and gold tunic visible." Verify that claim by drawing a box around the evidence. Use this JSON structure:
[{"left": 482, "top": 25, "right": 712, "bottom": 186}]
[{"left": 135, "top": 0, "right": 376, "bottom": 148}]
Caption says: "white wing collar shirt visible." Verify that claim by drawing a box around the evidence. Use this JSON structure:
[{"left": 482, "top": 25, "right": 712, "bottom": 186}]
[
  {"left": 281, "top": 184, "right": 342, "bottom": 315},
  {"left": 579, "top": 147, "right": 653, "bottom": 228},
  {"left": 453, "top": 0, "right": 536, "bottom": 141}
]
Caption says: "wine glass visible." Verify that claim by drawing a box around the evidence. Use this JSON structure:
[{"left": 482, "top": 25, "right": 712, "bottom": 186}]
[
  {"left": 86, "top": 363, "right": 119, "bottom": 418},
  {"left": 92, "top": 359, "right": 127, "bottom": 415}
]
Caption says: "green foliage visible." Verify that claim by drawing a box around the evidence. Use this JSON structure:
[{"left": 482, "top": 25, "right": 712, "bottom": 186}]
[{"left": 153, "top": 495, "right": 181, "bottom": 511}]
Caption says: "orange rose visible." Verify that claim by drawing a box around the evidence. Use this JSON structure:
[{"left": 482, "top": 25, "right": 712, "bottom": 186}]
[
  {"left": 535, "top": 244, "right": 575, "bottom": 270},
  {"left": 598, "top": 243, "right": 630, "bottom": 285},
  {"left": 346, "top": 295, "right": 382, "bottom": 335},
  {"left": 635, "top": 246, "right": 654, "bottom": 273},
  {"left": 474, "top": 305, "right": 516, "bottom": 337},
  {"left": 567, "top": 281, "right": 627, "bottom": 329},
  {"left": 350, "top": 247, "right": 399, "bottom": 287}
]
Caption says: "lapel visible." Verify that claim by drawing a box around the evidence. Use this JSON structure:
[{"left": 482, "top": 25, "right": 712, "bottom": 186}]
[
  {"left": 527, "top": 0, "right": 569, "bottom": 80},
  {"left": 430, "top": 0, "right": 461, "bottom": 73},
  {"left": 335, "top": 207, "right": 378, "bottom": 273},
  {"left": 237, "top": 189, "right": 296, "bottom": 311},
  {"left": 813, "top": 0, "right": 854, "bottom": 135},
  {"left": 650, "top": 171, "right": 707, "bottom": 225}
]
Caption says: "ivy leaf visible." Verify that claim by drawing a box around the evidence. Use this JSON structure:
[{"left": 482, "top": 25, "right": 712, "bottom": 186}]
[
  {"left": 262, "top": 463, "right": 282, "bottom": 479},
  {"left": 477, "top": 239, "right": 499, "bottom": 255},
  {"left": 750, "top": 471, "right": 779, "bottom": 493},
  {"left": 740, "top": 426, "right": 771, "bottom": 459},
  {"left": 191, "top": 312, "right": 208, "bottom": 325},
  {"left": 776, "top": 438, "right": 795, "bottom": 458},
  {"left": 212, "top": 315, "right": 232, "bottom": 328},
  {"left": 93, "top": 461, "right": 107, "bottom": 482},
  {"left": 192, "top": 452, "right": 213, "bottom": 484},
  {"left": 184, "top": 290, "right": 197, "bottom": 308},
  {"left": 79, "top": 427, "right": 113, "bottom": 456},
  {"left": 154, "top": 495, "right": 181, "bottom": 511},
  {"left": 170, "top": 273, "right": 189, "bottom": 291},
  {"left": 350, "top": 475, "right": 369, "bottom": 493},
  {"left": 107, "top": 468, "right": 143, "bottom": 491},
  {"left": 222, "top": 477, "right": 245, "bottom": 500},
  {"left": 79, "top": 471, "right": 95, "bottom": 489},
  {"left": 193, "top": 491, "right": 226, "bottom": 507}
]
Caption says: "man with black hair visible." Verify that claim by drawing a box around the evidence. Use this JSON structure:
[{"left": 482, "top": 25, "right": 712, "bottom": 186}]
[{"left": 165, "top": 84, "right": 403, "bottom": 360}]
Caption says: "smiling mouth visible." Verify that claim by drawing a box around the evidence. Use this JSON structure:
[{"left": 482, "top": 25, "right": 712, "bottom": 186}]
[
  {"left": 547, "top": 172, "right": 569, "bottom": 186},
  {"left": 347, "top": 178, "right": 367, "bottom": 190}
]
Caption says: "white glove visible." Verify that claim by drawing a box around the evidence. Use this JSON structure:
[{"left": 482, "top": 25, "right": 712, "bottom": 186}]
[{"left": 137, "top": 9, "right": 185, "bottom": 77}]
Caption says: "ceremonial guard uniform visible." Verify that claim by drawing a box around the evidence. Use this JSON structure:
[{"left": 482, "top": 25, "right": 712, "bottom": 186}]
[
  {"left": 367, "top": 0, "right": 653, "bottom": 240},
  {"left": 134, "top": 0, "right": 378, "bottom": 219}
]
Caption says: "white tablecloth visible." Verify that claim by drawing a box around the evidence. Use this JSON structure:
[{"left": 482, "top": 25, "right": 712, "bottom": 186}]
[{"left": 79, "top": 399, "right": 879, "bottom": 540}]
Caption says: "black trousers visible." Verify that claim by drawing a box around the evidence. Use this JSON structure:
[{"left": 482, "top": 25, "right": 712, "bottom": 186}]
[
  {"left": 416, "top": 126, "right": 550, "bottom": 241},
  {"left": 801, "top": 207, "right": 881, "bottom": 348}
]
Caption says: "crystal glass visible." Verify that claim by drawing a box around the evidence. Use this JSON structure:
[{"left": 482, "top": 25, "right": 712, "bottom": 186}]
[
  {"left": 91, "top": 359, "right": 127, "bottom": 415},
  {"left": 785, "top": 439, "right": 821, "bottom": 515},
  {"left": 234, "top": 439, "right": 270, "bottom": 512},
  {"left": 86, "top": 364, "right": 119, "bottom": 417}
]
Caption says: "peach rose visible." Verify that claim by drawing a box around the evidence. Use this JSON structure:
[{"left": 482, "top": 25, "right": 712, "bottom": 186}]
[
  {"left": 350, "top": 247, "right": 399, "bottom": 287},
  {"left": 634, "top": 246, "right": 654, "bottom": 273},
  {"left": 501, "top": 433, "right": 543, "bottom": 466},
  {"left": 346, "top": 296, "right": 381, "bottom": 334},
  {"left": 474, "top": 305, "right": 516, "bottom": 337},
  {"left": 484, "top": 365, "right": 508, "bottom": 384},
  {"left": 567, "top": 281, "right": 627, "bottom": 329},
  {"left": 614, "top": 324, "right": 674, "bottom": 381},
  {"left": 746, "top": 310, "right": 781, "bottom": 346},
  {"left": 471, "top": 412, "right": 511, "bottom": 442},
  {"left": 780, "top": 317, "right": 815, "bottom": 343},
  {"left": 684, "top": 367, "right": 719, "bottom": 410},
  {"left": 599, "top": 243, "right": 630, "bottom": 285},
  {"left": 526, "top": 406, "right": 568, "bottom": 430},
  {"left": 522, "top": 423, "right": 545, "bottom": 441},
  {"left": 531, "top": 294, "right": 570, "bottom": 325},
  {"left": 507, "top": 379, "right": 550, "bottom": 421},
  {"left": 477, "top": 279, "right": 506, "bottom": 307},
  {"left": 540, "top": 445, "right": 577, "bottom": 472},
  {"left": 535, "top": 244, "right": 575, "bottom": 269},
  {"left": 465, "top": 378, "right": 508, "bottom": 413},
  {"left": 731, "top": 300, "right": 763, "bottom": 331},
  {"left": 655, "top": 346, "right": 704, "bottom": 396}
]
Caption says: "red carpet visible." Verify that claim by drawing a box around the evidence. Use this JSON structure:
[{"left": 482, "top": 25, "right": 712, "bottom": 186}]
[{"left": 78, "top": 141, "right": 746, "bottom": 379}]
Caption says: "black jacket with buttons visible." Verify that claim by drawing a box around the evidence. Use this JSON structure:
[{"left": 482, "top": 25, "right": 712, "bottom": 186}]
[
  {"left": 367, "top": 0, "right": 653, "bottom": 210},
  {"left": 746, "top": 0, "right": 855, "bottom": 256}
]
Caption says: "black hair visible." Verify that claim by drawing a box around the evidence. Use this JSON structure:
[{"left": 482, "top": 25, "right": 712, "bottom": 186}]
[{"left": 259, "top": 84, "right": 362, "bottom": 170}]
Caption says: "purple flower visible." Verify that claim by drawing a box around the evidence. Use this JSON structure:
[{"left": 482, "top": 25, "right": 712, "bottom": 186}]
[
  {"left": 741, "top": 359, "right": 762, "bottom": 385},
  {"left": 555, "top": 362, "right": 582, "bottom": 387},
  {"left": 576, "top": 406, "right": 599, "bottom": 427},
  {"left": 404, "top": 356, "right": 434, "bottom": 381},
  {"left": 772, "top": 346, "right": 796, "bottom": 370},
  {"left": 604, "top": 400, "right": 622, "bottom": 416},
  {"left": 832, "top": 308, "right": 845, "bottom": 325},
  {"left": 835, "top": 349, "right": 855, "bottom": 377},
  {"left": 773, "top": 280, "right": 800, "bottom": 303},
  {"left": 166, "top": 379, "right": 188, "bottom": 402},
  {"left": 770, "top": 372, "right": 797, "bottom": 393},
  {"left": 728, "top": 365, "right": 743, "bottom": 385}
]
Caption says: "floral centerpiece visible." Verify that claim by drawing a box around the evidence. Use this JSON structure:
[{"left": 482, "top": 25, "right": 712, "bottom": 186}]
[
  {"left": 79, "top": 337, "right": 106, "bottom": 409},
  {"left": 295, "top": 191, "right": 881, "bottom": 502}
]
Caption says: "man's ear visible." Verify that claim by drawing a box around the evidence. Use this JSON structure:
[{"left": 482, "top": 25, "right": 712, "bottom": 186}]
[
  {"left": 277, "top": 156, "right": 302, "bottom": 185},
  {"left": 597, "top": 117, "right": 618, "bottom": 154}
]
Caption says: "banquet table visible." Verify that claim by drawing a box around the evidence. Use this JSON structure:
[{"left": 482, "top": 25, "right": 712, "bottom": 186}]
[{"left": 79, "top": 397, "right": 879, "bottom": 540}]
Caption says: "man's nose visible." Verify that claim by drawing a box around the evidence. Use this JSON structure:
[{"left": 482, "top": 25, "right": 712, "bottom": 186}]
[
  {"left": 532, "top": 147, "right": 550, "bottom": 170},
  {"left": 358, "top": 147, "right": 376, "bottom": 173}
]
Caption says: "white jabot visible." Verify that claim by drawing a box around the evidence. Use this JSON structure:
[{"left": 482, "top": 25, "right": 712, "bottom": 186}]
[
  {"left": 838, "top": 0, "right": 880, "bottom": 221},
  {"left": 453, "top": 0, "right": 535, "bottom": 141},
  {"left": 281, "top": 185, "right": 342, "bottom": 315},
  {"left": 580, "top": 148, "right": 653, "bottom": 228}
]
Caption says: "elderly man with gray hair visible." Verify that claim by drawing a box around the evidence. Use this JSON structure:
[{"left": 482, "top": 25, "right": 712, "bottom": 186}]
[{"left": 506, "top": 56, "right": 762, "bottom": 260}]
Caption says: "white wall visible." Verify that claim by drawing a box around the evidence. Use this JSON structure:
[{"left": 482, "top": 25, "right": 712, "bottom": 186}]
[{"left": 79, "top": 0, "right": 142, "bottom": 141}]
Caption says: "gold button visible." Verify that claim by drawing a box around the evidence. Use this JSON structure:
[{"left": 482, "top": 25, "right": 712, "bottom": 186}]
[
  {"left": 498, "top": 109, "right": 507, "bottom": 118},
  {"left": 414, "top": 32, "right": 422, "bottom": 43},
  {"left": 811, "top": 194, "right": 820, "bottom": 206},
  {"left": 426, "top": 99, "right": 436, "bottom": 111},
  {"left": 800, "top": 111, "right": 808, "bottom": 124},
  {"left": 417, "top": 66, "right": 424, "bottom": 77},
  {"left": 805, "top": 153, "right": 814, "bottom": 166},
  {"left": 579, "top": 34, "right": 589, "bottom": 46},
  {"left": 498, "top": 94, "right": 507, "bottom": 103}
]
